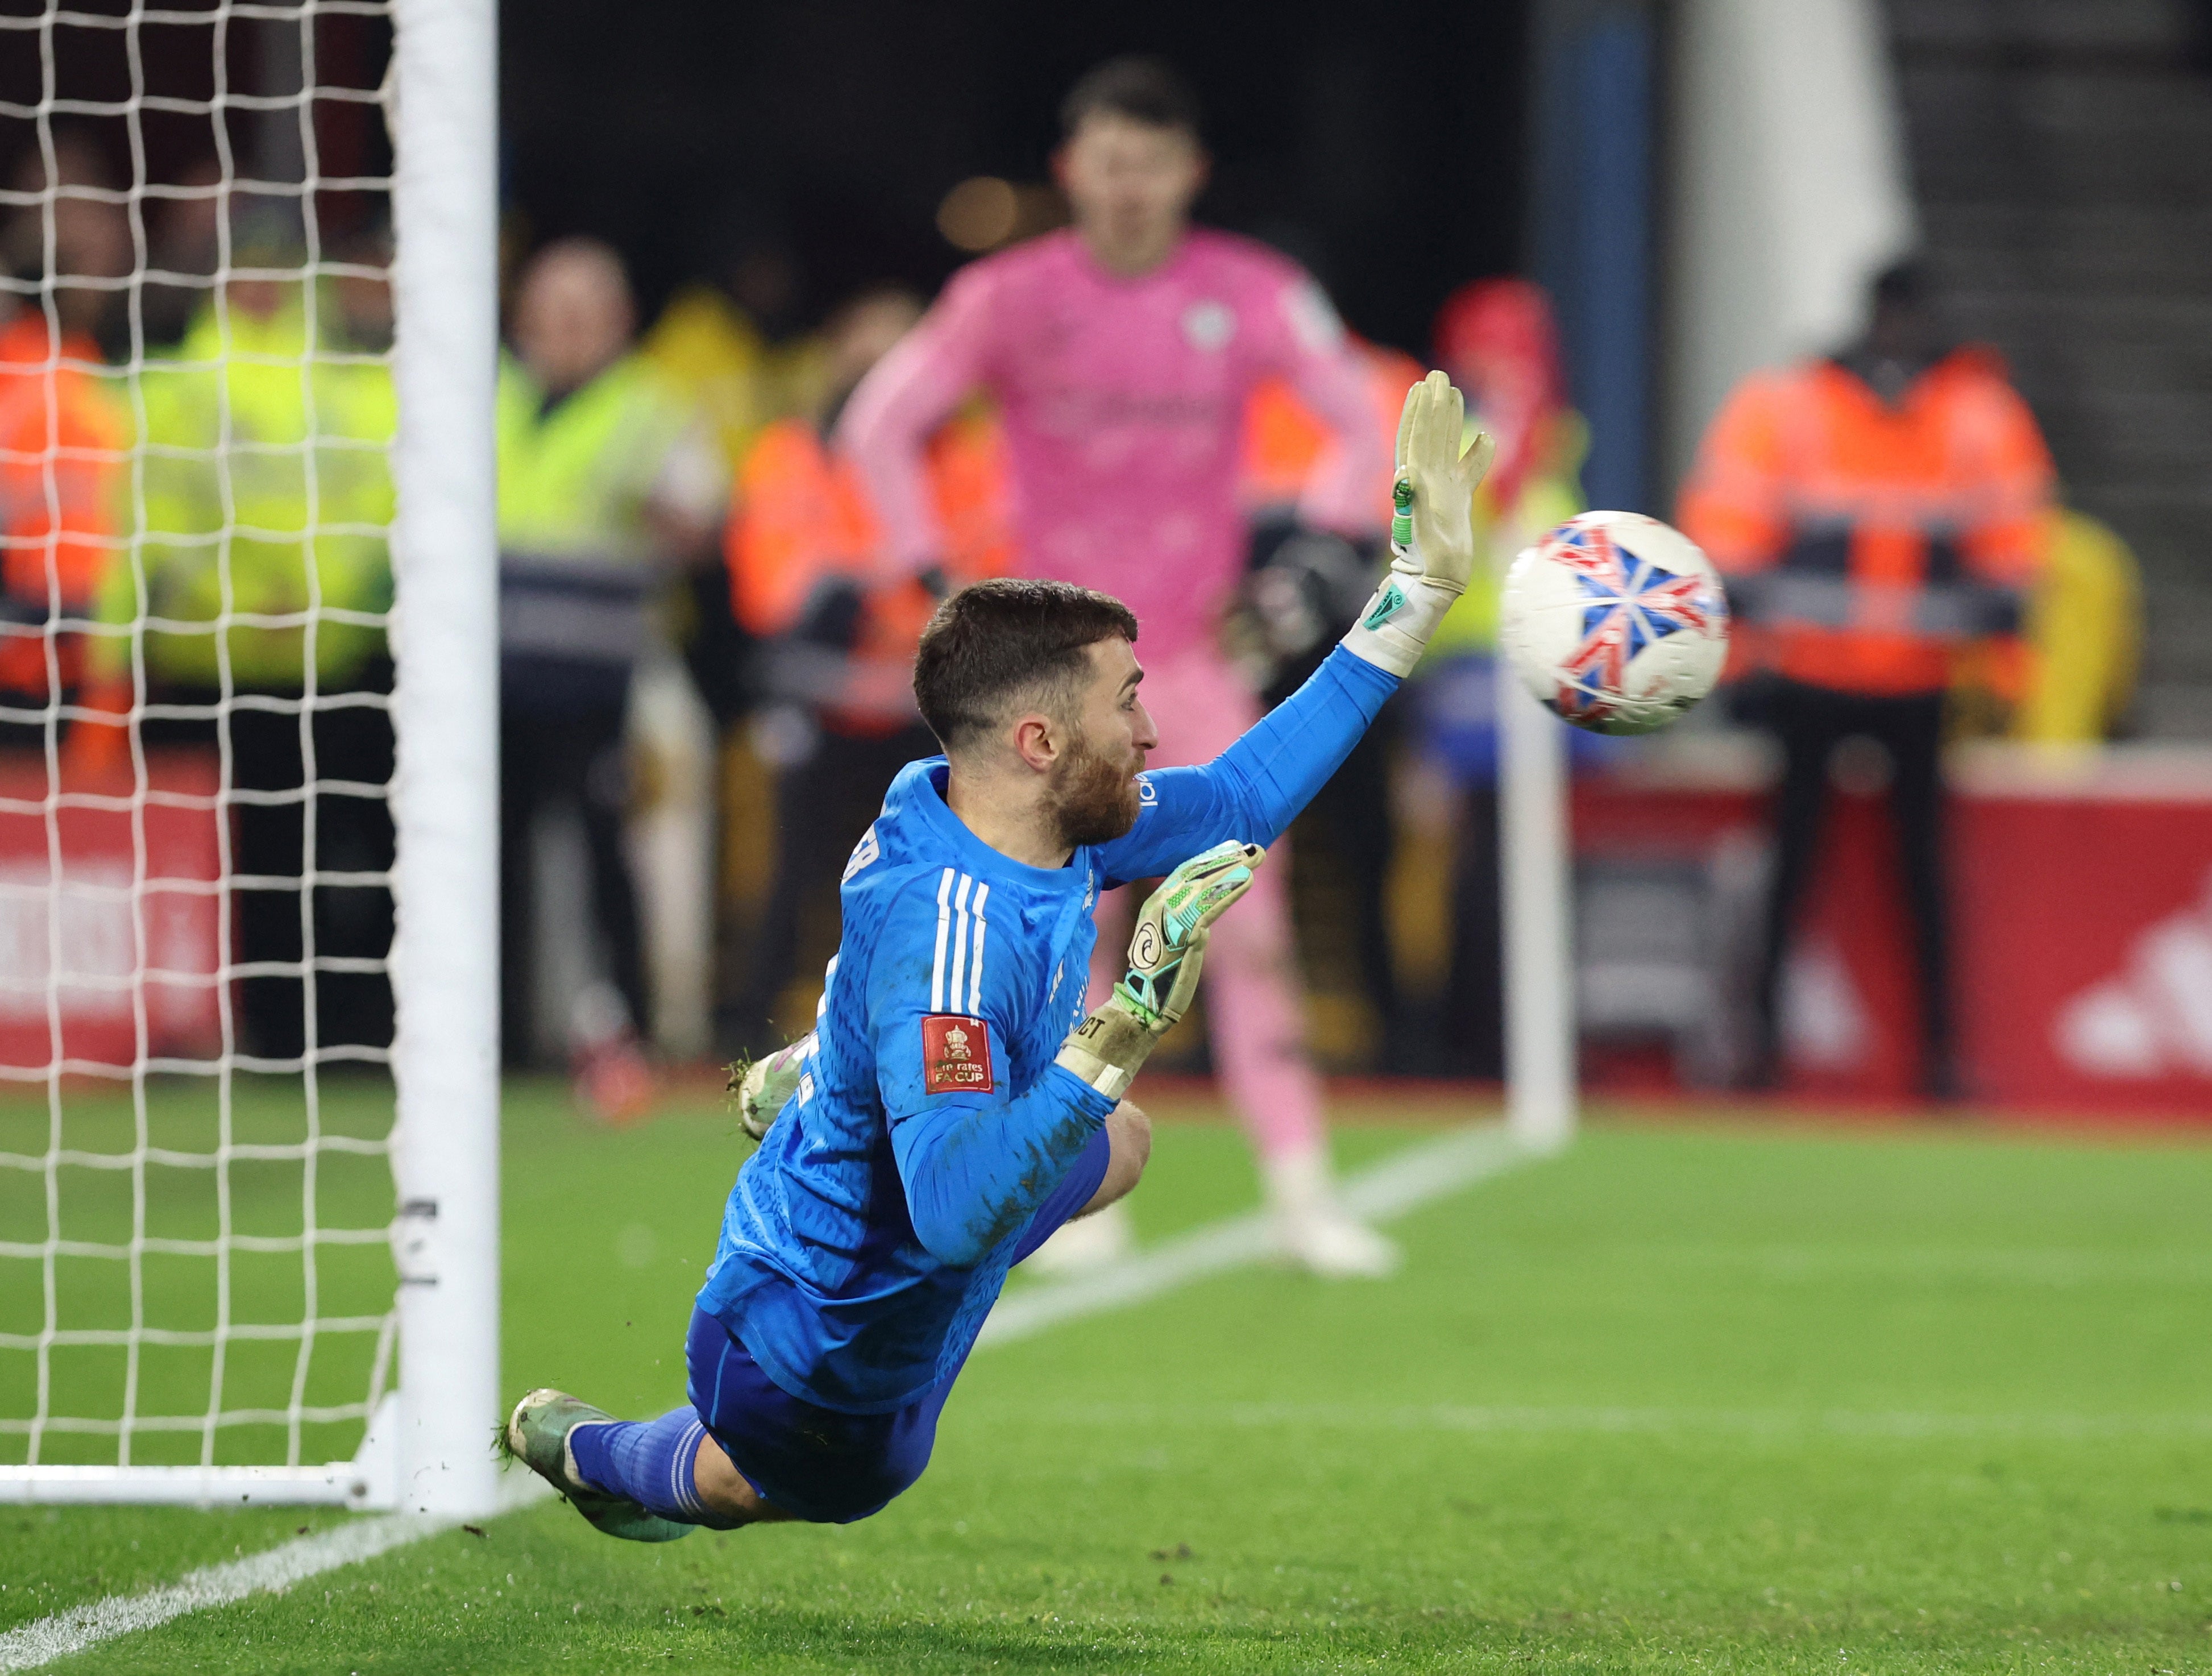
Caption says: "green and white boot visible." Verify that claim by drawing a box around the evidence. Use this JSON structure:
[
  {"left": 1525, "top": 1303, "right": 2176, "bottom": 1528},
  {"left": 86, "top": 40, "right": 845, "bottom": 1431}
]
[{"left": 500, "top": 1388, "right": 694, "bottom": 1543}]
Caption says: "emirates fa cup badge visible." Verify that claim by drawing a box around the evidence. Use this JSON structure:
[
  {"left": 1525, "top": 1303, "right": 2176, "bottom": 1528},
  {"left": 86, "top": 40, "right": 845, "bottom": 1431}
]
[{"left": 922, "top": 1015, "right": 994, "bottom": 1095}]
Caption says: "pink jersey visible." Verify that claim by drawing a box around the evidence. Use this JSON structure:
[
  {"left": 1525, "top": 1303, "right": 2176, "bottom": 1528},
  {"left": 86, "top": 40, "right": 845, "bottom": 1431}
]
[{"left": 838, "top": 227, "right": 1389, "bottom": 661}]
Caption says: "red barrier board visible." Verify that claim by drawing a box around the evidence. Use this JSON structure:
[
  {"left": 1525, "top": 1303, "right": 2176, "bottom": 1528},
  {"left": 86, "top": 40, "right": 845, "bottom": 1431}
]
[
  {"left": 1575, "top": 743, "right": 2212, "bottom": 1117},
  {"left": 1954, "top": 764, "right": 2212, "bottom": 1114},
  {"left": 0, "top": 750, "right": 223, "bottom": 1073}
]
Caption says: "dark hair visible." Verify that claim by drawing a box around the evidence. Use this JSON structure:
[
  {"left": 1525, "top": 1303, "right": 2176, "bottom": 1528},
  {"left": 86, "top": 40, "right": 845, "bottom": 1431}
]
[
  {"left": 914, "top": 579, "right": 1139, "bottom": 753},
  {"left": 1060, "top": 56, "right": 1201, "bottom": 140}
]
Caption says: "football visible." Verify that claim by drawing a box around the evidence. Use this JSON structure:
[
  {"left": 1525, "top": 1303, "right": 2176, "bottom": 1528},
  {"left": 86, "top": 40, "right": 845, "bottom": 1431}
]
[{"left": 1500, "top": 510, "right": 1731, "bottom": 735}]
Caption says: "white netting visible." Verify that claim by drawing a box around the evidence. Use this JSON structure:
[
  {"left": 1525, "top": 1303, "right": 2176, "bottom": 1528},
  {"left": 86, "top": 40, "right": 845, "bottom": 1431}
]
[{"left": 0, "top": 0, "right": 403, "bottom": 1472}]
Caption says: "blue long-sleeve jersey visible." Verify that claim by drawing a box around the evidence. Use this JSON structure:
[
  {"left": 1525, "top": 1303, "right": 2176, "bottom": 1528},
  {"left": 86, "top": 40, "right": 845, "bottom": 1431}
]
[{"left": 698, "top": 644, "right": 1398, "bottom": 1412}]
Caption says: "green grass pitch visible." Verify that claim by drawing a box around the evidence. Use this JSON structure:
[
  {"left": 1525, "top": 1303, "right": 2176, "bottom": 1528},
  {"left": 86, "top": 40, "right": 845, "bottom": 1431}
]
[{"left": 3, "top": 1080, "right": 2210, "bottom": 1672}]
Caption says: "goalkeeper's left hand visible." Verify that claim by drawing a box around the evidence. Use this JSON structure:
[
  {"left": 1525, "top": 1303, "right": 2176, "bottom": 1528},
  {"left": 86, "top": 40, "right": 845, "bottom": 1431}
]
[
  {"left": 1055, "top": 841, "right": 1264, "bottom": 1102},
  {"left": 1341, "top": 370, "right": 1495, "bottom": 677}
]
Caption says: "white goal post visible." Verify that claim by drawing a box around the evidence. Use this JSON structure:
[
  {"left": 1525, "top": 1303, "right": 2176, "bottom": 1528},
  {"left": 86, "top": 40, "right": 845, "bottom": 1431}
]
[
  {"left": 383, "top": 0, "right": 501, "bottom": 1522},
  {"left": 1499, "top": 661, "right": 1576, "bottom": 1153},
  {"left": 0, "top": 0, "right": 500, "bottom": 1517}
]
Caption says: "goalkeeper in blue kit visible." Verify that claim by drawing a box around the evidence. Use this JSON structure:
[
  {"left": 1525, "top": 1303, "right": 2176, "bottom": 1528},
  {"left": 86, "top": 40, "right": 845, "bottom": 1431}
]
[{"left": 504, "top": 374, "right": 1491, "bottom": 1534}]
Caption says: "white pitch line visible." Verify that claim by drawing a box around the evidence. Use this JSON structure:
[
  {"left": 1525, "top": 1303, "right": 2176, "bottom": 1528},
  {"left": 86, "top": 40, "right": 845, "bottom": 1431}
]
[
  {"left": 1017, "top": 1399, "right": 2212, "bottom": 1443},
  {"left": 979, "top": 1121, "right": 1529, "bottom": 1349},
  {"left": 1, "top": 1123, "right": 1526, "bottom": 1670},
  {"left": 0, "top": 1512, "right": 449, "bottom": 1674}
]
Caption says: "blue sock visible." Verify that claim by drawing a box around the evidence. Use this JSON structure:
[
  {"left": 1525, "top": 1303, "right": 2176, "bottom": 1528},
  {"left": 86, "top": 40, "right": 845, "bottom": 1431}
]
[{"left": 567, "top": 1408, "right": 715, "bottom": 1524}]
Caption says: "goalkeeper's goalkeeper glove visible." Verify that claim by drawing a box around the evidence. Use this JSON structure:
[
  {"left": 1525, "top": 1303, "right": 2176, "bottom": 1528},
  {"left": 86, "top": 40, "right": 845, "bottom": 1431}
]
[
  {"left": 728, "top": 1035, "right": 811, "bottom": 1143},
  {"left": 1340, "top": 369, "right": 1495, "bottom": 678},
  {"left": 1055, "top": 840, "right": 1264, "bottom": 1102}
]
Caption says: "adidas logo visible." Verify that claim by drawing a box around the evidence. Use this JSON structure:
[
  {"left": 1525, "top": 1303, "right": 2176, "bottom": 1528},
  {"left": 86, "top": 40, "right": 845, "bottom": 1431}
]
[{"left": 2054, "top": 866, "right": 2212, "bottom": 1077}]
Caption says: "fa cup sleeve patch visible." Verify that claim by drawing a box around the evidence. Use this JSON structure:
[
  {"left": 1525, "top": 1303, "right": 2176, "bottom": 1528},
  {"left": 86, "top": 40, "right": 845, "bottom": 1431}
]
[{"left": 921, "top": 1014, "right": 994, "bottom": 1095}]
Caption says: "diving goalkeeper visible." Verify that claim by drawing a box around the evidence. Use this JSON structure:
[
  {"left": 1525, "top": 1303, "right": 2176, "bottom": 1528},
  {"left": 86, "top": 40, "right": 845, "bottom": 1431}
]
[{"left": 504, "top": 374, "right": 1491, "bottom": 1536}]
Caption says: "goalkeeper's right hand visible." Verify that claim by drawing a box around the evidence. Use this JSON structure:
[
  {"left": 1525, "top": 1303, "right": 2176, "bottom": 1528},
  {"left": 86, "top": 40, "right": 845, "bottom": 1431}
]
[
  {"left": 1341, "top": 370, "right": 1495, "bottom": 678},
  {"left": 1055, "top": 841, "right": 1264, "bottom": 1102},
  {"left": 728, "top": 1035, "right": 812, "bottom": 1142}
]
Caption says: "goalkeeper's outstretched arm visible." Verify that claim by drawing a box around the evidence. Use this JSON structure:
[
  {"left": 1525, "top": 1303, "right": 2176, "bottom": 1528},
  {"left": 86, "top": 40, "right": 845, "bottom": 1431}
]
[{"left": 1096, "top": 372, "right": 1492, "bottom": 886}]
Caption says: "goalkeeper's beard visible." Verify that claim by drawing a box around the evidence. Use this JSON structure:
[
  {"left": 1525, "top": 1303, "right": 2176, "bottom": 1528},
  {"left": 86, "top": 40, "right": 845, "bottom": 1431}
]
[{"left": 1048, "top": 731, "right": 1144, "bottom": 851}]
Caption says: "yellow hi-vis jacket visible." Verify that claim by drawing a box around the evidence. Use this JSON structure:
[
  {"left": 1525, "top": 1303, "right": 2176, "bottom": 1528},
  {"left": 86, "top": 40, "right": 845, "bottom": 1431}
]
[
  {"left": 2018, "top": 508, "right": 2141, "bottom": 742},
  {"left": 93, "top": 287, "right": 396, "bottom": 690},
  {"left": 1427, "top": 407, "right": 1587, "bottom": 661},
  {"left": 1955, "top": 506, "right": 2143, "bottom": 742},
  {"left": 495, "top": 352, "right": 712, "bottom": 676}
]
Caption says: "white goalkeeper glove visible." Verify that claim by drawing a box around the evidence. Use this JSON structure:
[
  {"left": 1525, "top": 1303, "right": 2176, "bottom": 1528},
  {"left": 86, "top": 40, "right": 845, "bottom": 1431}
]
[
  {"left": 1055, "top": 840, "right": 1264, "bottom": 1102},
  {"left": 1341, "top": 369, "right": 1495, "bottom": 678},
  {"left": 728, "top": 1034, "right": 811, "bottom": 1143}
]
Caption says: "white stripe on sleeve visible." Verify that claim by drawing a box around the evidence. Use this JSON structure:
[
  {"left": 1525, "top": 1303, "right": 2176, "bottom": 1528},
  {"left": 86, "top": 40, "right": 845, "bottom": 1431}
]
[
  {"left": 968, "top": 882, "right": 989, "bottom": 1014},
  {"left": 931, "top": 867, "right": 954, "bottom": 1011},
  {"left": 948, "top": 873, "right": 974, "bottom": 1018}
]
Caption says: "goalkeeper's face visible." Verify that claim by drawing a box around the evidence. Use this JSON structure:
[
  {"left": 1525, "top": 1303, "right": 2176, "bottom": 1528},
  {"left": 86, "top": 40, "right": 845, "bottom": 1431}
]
[{"left": 1048, "top": 637, "right": 1158, "bottom": 848}]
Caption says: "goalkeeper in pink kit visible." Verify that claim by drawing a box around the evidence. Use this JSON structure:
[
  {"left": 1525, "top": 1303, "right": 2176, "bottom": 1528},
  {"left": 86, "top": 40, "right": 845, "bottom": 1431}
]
[{"left": 841, "top": 57, "right": 1397, "bottom": 1275}]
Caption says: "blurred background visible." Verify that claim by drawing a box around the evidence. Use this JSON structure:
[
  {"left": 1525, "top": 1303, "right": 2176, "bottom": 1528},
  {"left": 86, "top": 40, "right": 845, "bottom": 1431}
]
[{"left": 6, "top": 0, "right": 2211, "bottom": 1122}]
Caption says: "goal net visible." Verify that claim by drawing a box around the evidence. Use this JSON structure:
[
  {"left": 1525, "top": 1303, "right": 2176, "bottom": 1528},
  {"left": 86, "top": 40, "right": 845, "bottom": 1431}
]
[{"left": 0, "top": 0, "right": 499, "bottom": 1514}]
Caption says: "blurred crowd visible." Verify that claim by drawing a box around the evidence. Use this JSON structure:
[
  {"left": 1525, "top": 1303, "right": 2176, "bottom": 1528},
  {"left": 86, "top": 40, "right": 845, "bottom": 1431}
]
[
  {"left": 0, "top": 58, "right": 2147, "bottom": 1123},
  {"left": 3, "top": 129, "right": 399, "bottom": 1067}
]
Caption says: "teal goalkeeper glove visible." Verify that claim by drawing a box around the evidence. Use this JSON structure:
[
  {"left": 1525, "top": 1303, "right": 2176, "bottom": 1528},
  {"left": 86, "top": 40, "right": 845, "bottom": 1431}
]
[
  {"left": 1055, "top": 840, "right": 1265, "bottom": 1102},
  {"left": 1340, "top": 369, "right": 1495, "bottom": 678}
]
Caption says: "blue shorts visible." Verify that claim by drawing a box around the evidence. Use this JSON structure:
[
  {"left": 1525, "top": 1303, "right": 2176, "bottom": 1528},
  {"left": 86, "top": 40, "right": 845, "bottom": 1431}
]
[{"left": 686, "top": 1126, "right": 1112, "bottom": 1524}]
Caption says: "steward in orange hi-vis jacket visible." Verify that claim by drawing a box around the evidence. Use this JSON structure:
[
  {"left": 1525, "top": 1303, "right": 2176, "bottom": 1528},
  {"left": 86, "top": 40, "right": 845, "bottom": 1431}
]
[
  {"left": 1678, "top": 260, "right": 2056, "bottom": 1100},
  {"left": 0, "top": 312, "right": 126, "bottom": 726},
  {"left": 727, "top": 407, "right": 1006, "bottom": 739},
  {"left": 1678, "top": 348, "right": 2052, "bottom": 697}
]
